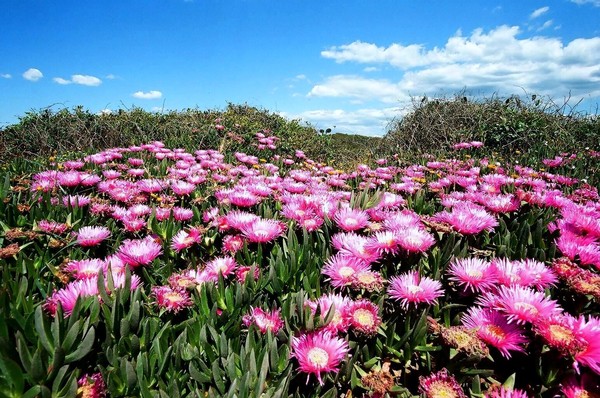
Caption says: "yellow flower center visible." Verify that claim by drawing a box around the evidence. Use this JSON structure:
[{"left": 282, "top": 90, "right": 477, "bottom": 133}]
[
  {"left": 353, "top": 308, "right": 374, "bottom": 327},
  {"left": 307, "top": 347, "right": 329, "bottom": 367},
  {"left": 427, "top": 381, "right": 460, "bottom": 398}
]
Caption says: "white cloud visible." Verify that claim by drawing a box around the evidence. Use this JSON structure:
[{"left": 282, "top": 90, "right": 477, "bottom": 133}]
[
  {"left": 311, "top": 26, "right": 600, "bottom": 104},
  {"left": 105, "top": 74, "right": 116, "bottom": 80},
  {"left": 309, "top": 75, "right": 408, "bottom": 103},
  {"left": 570, "top": 0, "right": 600, "bottom": 6},
  {"left": 53, "top": 77, "right": 71, "bottom": 85},
  {"left": 132, "top": 90, "right": 163, "bottom": 99},
  {"left": 363, "top": 67, "right": 379, "bottom": 72},
  {"left": 537, "top": 19, "right": 554, "bottom": 31},
  {"left": 282, "top": 107, "right": 405, "bottom": 137},
  {"left": 1, "top": 73, "right": 11, "bottom": 79},
  {"left": 530, "top": 6, "right": 549, "bottom": 19},
  {"left": 52, "top": 74, "right": 102, "bottom": 86},
  {"left": 71, "top": 74, "right": 102, "bottom": 86},
  {"left": 23, "top": 68, "right": 43, "bottom": 82}
]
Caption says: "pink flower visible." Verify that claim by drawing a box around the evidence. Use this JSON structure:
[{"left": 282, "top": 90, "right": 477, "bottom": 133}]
[
  {"left": 419, "top": 368, "right": 466, "bottom": 398},
  {"left": 388, "top": 271, "right": 444, "bottom": 309},
  {"left": 223, "top": 234, "right": 245, "bottom": 253},
  {"left": 291, "top": 330, "right": 349, "bottom": 385},
  {"left": 433, "top": 203, "right": 498, "bottom": 235},
  {"left": 240, "top": 218, "right": 286, "bottom": 243},
  {"left": 395, "top": 227, "right": 436, "bottom": 253},
  {"left": 172, "top": 207, "right": 193, "bottom": 221},
  {"left": 447, "top": 257, "right": 497, "bottom": 293},
  {"left": 77, "top": 372, "right": 106, "bottom": 398},
  {"left": 202, "top": 256, "right": 238, "bottom": 281},
  {"left": 65, "top": 258, "right": 108, "bottom": 280},
  {"left": 306, "top": 293, "right": 351, "bottom": 333},
  {"left": 331, "top": 232, "right": 380, "bottom": 264},
  {"left": 76, "top": 226, "right": 111, "bottom": 247},
  {"left": 242, "top": 307, "right": 284, "bottom": 334},
  {"left": 117, "top": 236, "right": 163, "bottom": 267},
  {"left": 347, "top": 299, "right": 381, "bottom": 335},
  {"left": 322, "top": 254, "right": 371, "bottom": 289},
  {"left": 334, "top": 208, "right": 370, "bottom": 232},
  {"left": 493, "top": 285, "right": 562, "bottom": 325},
  {"left": 484, "top": 386, "right": 529, "bottom": 398},
  {"left": 37, "top": 220, "right": 69, "bottom": 234},
  {"left": 152, "top": 286, "right": 192, "bottom": 313},
  {"left": 462, "top": 307, "right": 527, "bottom": 358},
  {"left": 170, "top": 228, "right": 202, "bottom": 252}
]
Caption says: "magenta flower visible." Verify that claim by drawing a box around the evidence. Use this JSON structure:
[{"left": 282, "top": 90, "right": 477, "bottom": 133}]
[
  {"left": 170, "top": 228, "right": 202, "bottom": 252},
  {"left": 242, "top": 307, "right": 284, "bottom": 334},
  {"left": 65, "top": 258, "right": 108, "bottom": 280},
  {"left": 291, "top": 330, "right": 350, "bottom": 385},
  {"left": 347, "top": 299, "right": 381, "bottom": 335},
  {"left": 37, "top": 220, "right": 69, "bottom": 234},
  {"left": 202, "top": 256, "right": 238, "bottom": 281},
  {"left": 77, "top": 372, "right": 106, "bottom": 398},
  {"left": 117, "top": 236, "right": 163, "bottom": 267},
  {"left": 493, "top": 285, "right": 562, "bottom": 325},
  {"left": 433, "top": 203, "right": 498, "bottom": 235},
  {"left": 240, "top": 218, "right": 286, "bottom": 243},
  {"left": 462, "top": 307, "right": 527, "bottom": 358},
  {"left": 306, "top": 293, "right": 351, "bottom": 333},
  {"left": 395, "top": 227, "right": 436, "bottom": 253},
  {"left": 447, "top": 257, "right": 497, "bottom": 293},
  {"left": 76, "top": 226, "right": 111, "bottom": 247},
  {"left": 322, "top": 254, "right": 371, "bottom": 289},
  {"left": 152, "top": 285, "right": 193, "bottom": 313},
  {"left": 334, "top": 208, "right": 370, "bottom": 232},
  {"left": 388, "top": 271, "right": 444, "bottom": 310},
  {"left": 419, "top": 368, "right": 466, "bottom": 398}
]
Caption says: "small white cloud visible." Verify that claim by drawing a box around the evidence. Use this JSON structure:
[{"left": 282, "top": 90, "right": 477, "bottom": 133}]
[
  {"left": 71, "top": 74, "right": 102, "bottom": 86},
  {"left": 105, "top": 74, "right": 116, "bottom": 80},
  {"left": 363, "top": 66, "right": 379, "bottom": 72},
  {"left": 537, "top": 20, "right": 554, "bottom": 31},
  {"left": 98, "top": 109, "right": 112, "bottom": 115},
  {"left": 530, "top": 6, "right": 550, "bottom": 19},
  {"left": 53, "top": 77, "right": 71, "bottom": 85},
  {"left": 132, "top": 90, "right": 163, "bottom": 99},
  {"left": 295, "top": 74, "right": 307, "bottom": 80},
  {"left": 570, "top": 0, "right": 600, "bottom": 6},
  {"left": 23, "top": 68, "right": 43, "bottom": 82},
  {"left": 1, "top": 73, "right": 11, "bottom": 79}
]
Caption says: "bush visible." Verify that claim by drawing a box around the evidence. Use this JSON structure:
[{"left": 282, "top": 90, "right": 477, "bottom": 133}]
[
  {"left": 0, "top": 104, "right": 331, "bottom": 164},
  {"left": 381, "top": 93, "right": 600, "bottom": 161}
]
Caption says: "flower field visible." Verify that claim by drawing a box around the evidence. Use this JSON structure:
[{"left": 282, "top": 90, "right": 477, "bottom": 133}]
[{"left": 1, "top": 133, "right": 599, "bottom": 397}]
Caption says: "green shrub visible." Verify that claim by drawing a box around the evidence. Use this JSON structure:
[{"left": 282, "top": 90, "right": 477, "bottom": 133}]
[{"left": 0, "top": 104, "right": 331, "bottom": 164}]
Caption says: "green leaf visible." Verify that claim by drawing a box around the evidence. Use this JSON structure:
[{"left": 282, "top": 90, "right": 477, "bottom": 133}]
[
  {"left": 64, "top": 326, "right": 95, "bottom": 363},
  {"left": 0, "top": 355, "right": 24, "bottom": 394},
  {"left": 34, "top": 306, "right": 54, "bottom": 354},
  {"left": 502, "top": 373, "right": 516, "bottom": 390}
]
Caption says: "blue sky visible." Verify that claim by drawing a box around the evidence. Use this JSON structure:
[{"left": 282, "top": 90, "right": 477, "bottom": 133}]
[{"left": 1, "top": 0, "right": 600, "bottom": 136}]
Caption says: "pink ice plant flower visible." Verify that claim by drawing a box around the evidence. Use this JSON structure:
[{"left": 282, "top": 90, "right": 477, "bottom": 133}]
[
  {"left": 152, "top": 285, "right": 193, "bottom": 313},
  {"left": 419, "top": 368, "right": 467, "bottom": 398},
  {"left": 447, "top": 257, "right": 497, "bottom": 293},
  {"left": 322, "top": 254, "right": 372, "bottom": 289},
  {"left": 240, "top": 218, "right": 286, "bottom": 243},
  {"left": 291, "top": 330, "right": 350, "bottom": 386},
  {"left": 395, "top": 226, "right": 436, "bottom": 253},
  {"left": 346, "top": 299, "right": 381, "bottom": 335},
  {"left": 306, "top": 293, "right": 352, "bottom": 333},
  {"left": 117, "top": 236, "right": 163, "bottom": 267},
  {"left": 492, "top": 285, "right": 562, "bottom": 325},
  {"left": 334, "top": 208, "right": 370, "bottom": 232},
  {"left": 388, "top": 271, "right": 444, "bottom": 310},
  {"left": 433, "top": 203, "right": 498, "bottom": 235},
  {"left": 76, "top": 226, "right": 111, "bottom": 247},
  {"left": 462, "top": 307, "right": 528, "bottom": 358},
  {"left": 65, "top": 258, "right": 108, "bottom": 280},
  {"left": 242, "top": 307, "right": 284, "bottom": 334}
]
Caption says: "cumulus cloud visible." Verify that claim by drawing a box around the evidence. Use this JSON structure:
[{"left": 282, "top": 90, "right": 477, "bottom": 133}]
[
  {"left": 1, "top": 73, "right": 11, "bottom": 79},
  {"left": 570, "top": 0, "right": 600, "bottom": 6},
  {"left": 282, "top": 107, "right": 405, "bottom": 137},
  {"left": 23, "top": 68, "right": 43, "bottom": 82},
  {"left": 132, "top": 90, "right": 163, "bottom": 99},
  {"left": 312, "top": 25, "right": 600, "bottom": 103},
  {"left": 530, "top": 6, "right": 549, "bottom": 19},
  {"left": 53, "top": 77, "right": 71, "bottom": 85},
  {"left": 72, "top": 74, "right": 102, "bottom": 86},
  {"left": 52, "top": 74, "right": 102, "bottom": 86}
]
